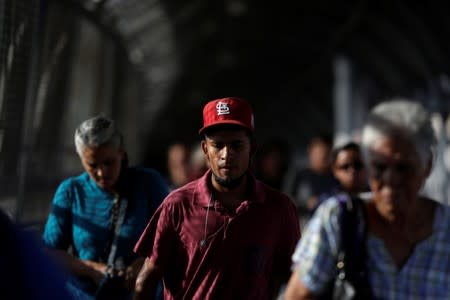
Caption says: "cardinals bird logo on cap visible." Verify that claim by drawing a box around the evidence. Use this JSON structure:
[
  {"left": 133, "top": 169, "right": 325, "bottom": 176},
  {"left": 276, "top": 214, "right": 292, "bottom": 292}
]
[{"left": 216, "top": 102, "right": 230, "bottom": 115}]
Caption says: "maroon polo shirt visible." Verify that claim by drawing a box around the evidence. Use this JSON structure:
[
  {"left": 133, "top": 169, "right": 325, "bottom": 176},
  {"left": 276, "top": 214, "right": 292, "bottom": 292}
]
[{"left": 134, "top": 170, "right": 300, "bottom": 300}]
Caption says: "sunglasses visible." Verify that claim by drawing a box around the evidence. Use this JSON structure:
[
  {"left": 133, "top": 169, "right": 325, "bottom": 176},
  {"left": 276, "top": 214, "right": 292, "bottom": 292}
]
[{"left": 336, "top": 161, "right": 364, "bottom": 171}]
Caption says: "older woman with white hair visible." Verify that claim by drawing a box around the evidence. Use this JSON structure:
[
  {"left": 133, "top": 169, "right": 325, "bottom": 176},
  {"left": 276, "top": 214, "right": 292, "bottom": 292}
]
[
  {"left": 284, "top": 99, "right": 450, "bottom": 299},
  {"left": 42, "top": 116, "right": 168, "bottom": 300}
]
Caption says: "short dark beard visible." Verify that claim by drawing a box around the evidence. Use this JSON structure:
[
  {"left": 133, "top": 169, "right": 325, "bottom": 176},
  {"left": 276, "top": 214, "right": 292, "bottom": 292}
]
[{"left": 212, "top": 171, "right": 247, "bottom": 189}]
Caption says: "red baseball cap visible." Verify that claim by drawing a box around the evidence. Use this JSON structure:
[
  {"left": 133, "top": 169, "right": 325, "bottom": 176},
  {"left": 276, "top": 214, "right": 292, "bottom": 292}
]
[{"left": 199, "top": 97, "right": 254, "bottom": 134}]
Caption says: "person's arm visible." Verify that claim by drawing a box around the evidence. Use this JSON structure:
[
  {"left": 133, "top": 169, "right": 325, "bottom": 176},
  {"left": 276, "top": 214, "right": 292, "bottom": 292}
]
[
  {"left": 133, "top": 258, "right": 163, "bottom": 300},
  {"left": 133, "top": 194, "right": 177, "bottom": 299},
  {"left": 43, "top": 180, "right": 107, "bottom": 284},
  {"left": 284, "top": 270, "right": 316, "bottom": 300},
  {"left": 49, "top": 249, "right": 107, "bottom": 285},
  {"left": 284, "top": 199, "right": 341, "bottom": 300},
  {"left": 123, "top": 257, "right": 146, "bottom": 290}
]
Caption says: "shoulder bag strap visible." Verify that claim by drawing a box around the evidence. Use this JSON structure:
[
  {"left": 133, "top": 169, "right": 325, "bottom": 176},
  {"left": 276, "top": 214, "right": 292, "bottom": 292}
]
[
  {"left": 106, "top": 196, "right": 128, "bottom": 267},
  {"left": 335, "top": 194, "right": 351, "bottom": 280}
]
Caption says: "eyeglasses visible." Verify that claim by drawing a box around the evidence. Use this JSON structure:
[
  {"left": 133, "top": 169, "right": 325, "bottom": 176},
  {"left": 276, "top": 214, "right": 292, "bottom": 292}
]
[{"left": 336, "top": 161, "right": 364, "bottom": 171}]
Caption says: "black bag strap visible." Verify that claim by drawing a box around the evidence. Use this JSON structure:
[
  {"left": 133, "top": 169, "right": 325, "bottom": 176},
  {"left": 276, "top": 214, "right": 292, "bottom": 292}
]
[{"left": 335, "top": 194, "right": 371, "bottom": 300}]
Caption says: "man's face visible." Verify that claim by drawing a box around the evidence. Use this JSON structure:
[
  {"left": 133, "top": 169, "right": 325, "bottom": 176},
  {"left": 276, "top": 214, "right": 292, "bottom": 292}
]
[
  {"left": 80, "top": 144, "right": 124, "bottom": 192},
  {"left": 308, "top": 141, "right": 331, "bottom": 172},
  {"left": 202, "top": 128, "right": 252, "bottom": 189},
  {"left": 167, "top": 143, "right": 190, "bottom": 187},
  {"left": 332, "top": 149, "right": 367, "bottom": 193},
  {"left": 368, "top": 136, "right": 428, "bottom": 221}
]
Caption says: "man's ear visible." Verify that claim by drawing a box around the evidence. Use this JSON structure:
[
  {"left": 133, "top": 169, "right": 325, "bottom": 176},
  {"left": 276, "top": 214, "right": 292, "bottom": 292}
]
[{"left": 201, "top": 140, "right": 208, "bottom": 155}]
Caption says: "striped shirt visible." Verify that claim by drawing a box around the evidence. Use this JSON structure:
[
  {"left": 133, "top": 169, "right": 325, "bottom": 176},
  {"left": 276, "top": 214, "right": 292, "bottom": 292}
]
[
  {"left": 292, "top": 196, "right": 450, "bottom": 300},
  {"left": 43, "top": 166, "right": 168, "bottom": 265}
]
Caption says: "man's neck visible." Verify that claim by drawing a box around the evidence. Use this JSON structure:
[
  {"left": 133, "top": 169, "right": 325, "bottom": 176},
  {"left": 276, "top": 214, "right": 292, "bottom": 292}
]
[
  {"left": 310, "top": 165, "right": 330, "bottom": 174},
  {"left": 368, "top": 198, "right": 435, "bottom": 240},
  {"left": 211, "top": 175, "right": 248, "bottom": 212}
]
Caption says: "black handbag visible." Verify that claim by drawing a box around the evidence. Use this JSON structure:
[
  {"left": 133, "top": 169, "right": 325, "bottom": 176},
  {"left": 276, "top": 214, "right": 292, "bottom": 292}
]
[
  {"left": 320, "top": 194, "right": 371, "bottom": 300},
  {"left": 95, "top": 270, "right": 128, "bottom": 300}
]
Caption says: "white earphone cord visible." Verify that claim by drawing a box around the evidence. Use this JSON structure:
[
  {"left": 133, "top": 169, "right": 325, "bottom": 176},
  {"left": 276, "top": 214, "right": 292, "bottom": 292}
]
[
  {"left": 201, "top": 194, "right": 212, "bottom": 246},
  {"left": 201, "top": 193, "right": 226, "bottom": 247}
]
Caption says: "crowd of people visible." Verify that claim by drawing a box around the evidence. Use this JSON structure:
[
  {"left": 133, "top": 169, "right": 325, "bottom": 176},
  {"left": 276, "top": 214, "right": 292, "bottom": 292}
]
[{"left": 2, "top": 96, "right": 450, "bottom": 299}]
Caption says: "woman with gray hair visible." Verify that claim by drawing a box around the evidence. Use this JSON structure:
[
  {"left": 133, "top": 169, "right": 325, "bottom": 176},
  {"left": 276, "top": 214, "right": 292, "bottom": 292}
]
[
  {"left": 42, "top": 116, "right": 169, "bottom": 300},
  {"left": 284, "top": 99, "right": 450, "bottom": 299}
]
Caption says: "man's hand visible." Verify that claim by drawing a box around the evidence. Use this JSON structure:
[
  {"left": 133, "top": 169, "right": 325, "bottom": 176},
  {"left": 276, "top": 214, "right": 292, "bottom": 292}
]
[
  {"left": 133, "top": 258, "right": 163, "bottom": 300},
  {"left": 121, "top": 257, "right": 145, "bottom": 290},
  {"left": 82, "top": 260, "right": 108, "bottom": 285},
  {"left": 49, "top": 249, "right": 108, "bottom": 286}
]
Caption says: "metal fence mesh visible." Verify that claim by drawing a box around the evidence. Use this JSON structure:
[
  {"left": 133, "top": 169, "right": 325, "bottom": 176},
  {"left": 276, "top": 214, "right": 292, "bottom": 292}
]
[{"left": 0, "top": 1, "right": 41, "bottom": 219}]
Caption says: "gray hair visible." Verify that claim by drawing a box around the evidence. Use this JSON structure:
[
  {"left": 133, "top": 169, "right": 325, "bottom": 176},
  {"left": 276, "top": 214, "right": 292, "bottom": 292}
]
[
  {"left": 74, "top": 116, "right": 123, "bottom": 155},
  {"left": 361, "top": 99, "right": 436, "bottom": 170}
]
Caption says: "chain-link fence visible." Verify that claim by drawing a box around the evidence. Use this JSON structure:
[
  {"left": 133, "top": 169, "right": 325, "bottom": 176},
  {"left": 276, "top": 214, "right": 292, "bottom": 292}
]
[
  {"left": 0, "top": 0, "right": 41, "bottom": 220},
  {"left": 0, "top": 0, "right": 177, "bottom": 226}
]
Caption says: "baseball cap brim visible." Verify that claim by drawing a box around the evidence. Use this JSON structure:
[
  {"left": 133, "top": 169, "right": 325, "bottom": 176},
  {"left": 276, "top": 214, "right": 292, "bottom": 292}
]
[{"left": 198, "top": 120, "right": 253, "bottom": 135}]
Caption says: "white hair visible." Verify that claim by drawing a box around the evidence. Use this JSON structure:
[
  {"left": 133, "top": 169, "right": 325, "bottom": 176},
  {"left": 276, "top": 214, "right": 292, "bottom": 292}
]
[
  {"left": 361, "top": 99, "right": 436, "bottom": 170},
  {"left": 74, "top": 116, "right": 123, "bottom": 155}
]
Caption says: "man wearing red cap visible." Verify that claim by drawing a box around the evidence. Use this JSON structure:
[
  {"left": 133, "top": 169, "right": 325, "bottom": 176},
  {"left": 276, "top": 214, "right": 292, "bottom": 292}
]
[{"left": 133, "top": 97, "right": 300, "bottom": 300}]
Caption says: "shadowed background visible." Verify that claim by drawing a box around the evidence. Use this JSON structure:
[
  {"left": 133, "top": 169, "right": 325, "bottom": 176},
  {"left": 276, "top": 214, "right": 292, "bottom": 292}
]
[{"left": 1, "top": 0, "right": 449, "bottom": 226}]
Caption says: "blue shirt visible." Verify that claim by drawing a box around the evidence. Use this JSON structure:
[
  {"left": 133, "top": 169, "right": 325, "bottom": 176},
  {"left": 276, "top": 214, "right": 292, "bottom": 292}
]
[
  {"left": 43, "top": 166, "right": 168, "bottom": 265},
  {"left": 292, "top": 196, "right": 450, "bottom": 299}
]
